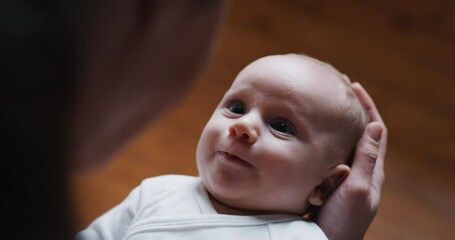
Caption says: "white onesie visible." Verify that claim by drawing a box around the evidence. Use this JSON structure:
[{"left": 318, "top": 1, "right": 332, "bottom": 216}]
[{"left": 76, "top": 175, "right": 328, "bottom": 240}]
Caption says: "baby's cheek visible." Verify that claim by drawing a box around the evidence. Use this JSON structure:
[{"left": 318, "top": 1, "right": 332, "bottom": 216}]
[
  {"left": 263, "top": 139, "right": 300, "bottom": 159},
  {"left": 199, "top": 120, "right": 225, "bottom": 153}
]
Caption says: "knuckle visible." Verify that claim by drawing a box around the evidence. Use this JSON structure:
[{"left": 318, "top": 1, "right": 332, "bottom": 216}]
[
  {"left": 348, "top": 182, "right": 370, "bottom": 198},
  {"left": 362, "top": 149, "right": 379, "bottom": 163},
  {"left": 361, "top": 140, "right": 380, "bottom": 162}
]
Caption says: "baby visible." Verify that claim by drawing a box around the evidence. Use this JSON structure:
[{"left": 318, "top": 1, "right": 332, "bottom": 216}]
[{"left": 76, "top": 54, "right": 368, "bottom": 240}]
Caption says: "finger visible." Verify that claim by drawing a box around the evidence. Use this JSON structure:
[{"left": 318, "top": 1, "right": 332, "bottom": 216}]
[
  {"left": 351, "top": 82, "right": 384, "bottom": 125},
  {"left": 372, "top": 123, "right": 387, "bottom": 193},
  {"left": 349, "top": 122, "right": 383, "bottom": 186},
  {"left": 351, "top": 83, "right": 387, "bottom": 192}
]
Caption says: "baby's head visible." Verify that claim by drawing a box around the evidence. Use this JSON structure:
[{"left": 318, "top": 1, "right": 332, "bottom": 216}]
[{"left": 196, "top": 54, "right": 368, "bottom": 215}]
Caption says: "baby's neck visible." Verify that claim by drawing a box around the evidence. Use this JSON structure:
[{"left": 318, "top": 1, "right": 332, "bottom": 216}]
[
  {"left": 208, "top": 193, "right": 297, "bottom": 216},
  {"left": 208, "top": 194, "right": 250, "bottom": 215}
]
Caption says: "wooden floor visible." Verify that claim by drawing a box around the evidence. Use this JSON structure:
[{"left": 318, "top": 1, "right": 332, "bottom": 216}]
[{"left": 71, "top": 1, "right": 455, "bottom": 239}]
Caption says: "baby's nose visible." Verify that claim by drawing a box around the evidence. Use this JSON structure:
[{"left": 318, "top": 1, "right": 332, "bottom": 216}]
[{"left": 229, "top": 121, "right": 258, "bottom": 144}]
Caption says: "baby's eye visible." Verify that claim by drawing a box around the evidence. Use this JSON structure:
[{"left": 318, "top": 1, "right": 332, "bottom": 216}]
[
  {"left": 227, "top": 101, "right": 245, "bottom": 115},
  {"left": 270, "top": 119, "right": 295, "bottom": 135}
]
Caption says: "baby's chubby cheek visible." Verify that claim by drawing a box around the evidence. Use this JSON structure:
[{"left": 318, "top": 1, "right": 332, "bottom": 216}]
[{"left": 197, "top": 127, "right": 218, "bottom": 161}]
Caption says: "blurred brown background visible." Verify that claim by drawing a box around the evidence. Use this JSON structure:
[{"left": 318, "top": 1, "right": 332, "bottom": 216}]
[{"left": 71, "top": 0, "right": 455, "bottom": 239}]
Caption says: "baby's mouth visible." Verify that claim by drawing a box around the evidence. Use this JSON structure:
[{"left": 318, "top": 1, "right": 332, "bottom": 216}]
[{"left": 218, "top": 151, "right": 253, "bottom": 167}]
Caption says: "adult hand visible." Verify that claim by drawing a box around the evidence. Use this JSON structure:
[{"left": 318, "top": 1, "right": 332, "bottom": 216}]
[{"left": 313, "top": 82, "right": 388, "bottom": 240}]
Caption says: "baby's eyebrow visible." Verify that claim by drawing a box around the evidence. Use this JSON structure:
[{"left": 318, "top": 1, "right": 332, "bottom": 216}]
[
  {"left": 223, "top": 86, "right": 251, "bottom": 98},
  {"left": 277, "top": 102, "right": 312, "bottom": 138}
]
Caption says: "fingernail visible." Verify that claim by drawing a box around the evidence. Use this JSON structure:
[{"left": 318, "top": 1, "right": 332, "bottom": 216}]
[
  {"left": 368, "top": 123, "right": 383, "bottom": 142},
  {"left": 352, "top": 82, "right": 362, "bottom": 89}
]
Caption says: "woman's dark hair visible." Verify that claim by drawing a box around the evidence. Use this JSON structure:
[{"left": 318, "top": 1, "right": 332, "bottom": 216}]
[{"left": 0, "top": 0, "right": 82, "bottom": 238}]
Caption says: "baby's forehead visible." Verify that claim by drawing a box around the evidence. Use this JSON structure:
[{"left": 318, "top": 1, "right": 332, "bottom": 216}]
[
  {"left": 236, "top": 54, "right": 351, "bottom": 96},
  {"left": 274, "top": 54, "right": 346, "bottom": 80},
  {"left": 232, "top": 55, "right": 354, "bottom": 114},
  {"left": 243, "top": 54, "right": 345, "bottom": 82}
]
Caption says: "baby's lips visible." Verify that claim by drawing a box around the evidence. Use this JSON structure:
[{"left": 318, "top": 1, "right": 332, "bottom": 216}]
[{"left": 219, "top": 150, "right": 253, "bottom": 167}]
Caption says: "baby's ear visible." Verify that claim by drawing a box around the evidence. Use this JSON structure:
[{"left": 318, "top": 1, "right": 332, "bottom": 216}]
[{"left": 308, "top": 164, "right": 350, "bottom": 206}]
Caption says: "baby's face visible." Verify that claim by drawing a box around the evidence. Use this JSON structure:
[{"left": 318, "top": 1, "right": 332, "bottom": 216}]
[{"left": 196, "top": 54, "right": 351, "bottom": 214}]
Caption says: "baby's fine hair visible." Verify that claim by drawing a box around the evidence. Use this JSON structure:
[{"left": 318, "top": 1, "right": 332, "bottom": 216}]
[{"left": 295, "top": 53, "right": 369, "bottom": 165}]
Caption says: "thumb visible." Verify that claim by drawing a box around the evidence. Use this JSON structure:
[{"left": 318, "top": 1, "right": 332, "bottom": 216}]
[{"left": 350, "top": 122, "right": 383, "bottom": 183}]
